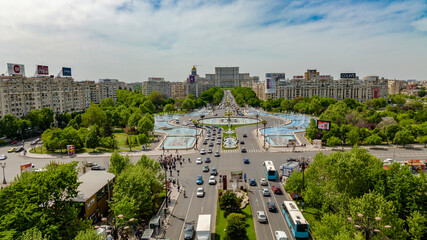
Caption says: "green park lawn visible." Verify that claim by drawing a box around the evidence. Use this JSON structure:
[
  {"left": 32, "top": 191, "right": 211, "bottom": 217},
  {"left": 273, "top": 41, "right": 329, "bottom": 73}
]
[{"left": 215, "top": 200, "right": 256, "bottom": 240}]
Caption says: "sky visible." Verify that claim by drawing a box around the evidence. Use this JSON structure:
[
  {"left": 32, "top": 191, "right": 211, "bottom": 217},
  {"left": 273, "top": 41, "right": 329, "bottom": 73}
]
[{"left": 1, "top": 0, "right": 426, "bottom": 82}]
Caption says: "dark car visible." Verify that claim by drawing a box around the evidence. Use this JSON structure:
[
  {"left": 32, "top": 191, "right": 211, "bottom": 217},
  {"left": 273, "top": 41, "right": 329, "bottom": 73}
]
[
  {"left": 240, "top": 140, "right": 245, "bottom": 145},
  {"left": 15, "top": 147, "right": 25, "bottom": 153},
  {"left": 209, "top": 142, "right": 214, "bottom": 147},
  {"left": 249, "top": 178, "right": 256, "bottom": 186},
  {"left": 241, "top": 148, "right": 247, "bottom": 153},
  {"left": 91, "top": 165, "right": 106, "bottom": 171},
  {"left": 267, "top": 201, "right": 277, "bottom": 212},
  {"left": 205, "top": 157, "right": 211, "bottom": 163},
  {"left": 243, "top": 134, "right": 247, "bottom": 138},
  {"left": 287, "top": 158, "right": 298, "bottom": 162},
  {"left": 243, "top": 158, "right": 250, "bottom": 164},
  {"left": 203, "top": 141, "right": 208, "bottom": 145},
  {"left": 211, "top": 168, "right": 218, "bottom": 176},
  {"left": 184, "top": 224, "right": 194, "bottom": 240},
  {"left": 272, "top": 185, "right": 282, "bottom": 194}
]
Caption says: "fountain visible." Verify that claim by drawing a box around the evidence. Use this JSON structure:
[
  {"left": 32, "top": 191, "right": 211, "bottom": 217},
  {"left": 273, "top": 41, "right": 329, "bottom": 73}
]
[
  {"left": 223, "top": 137, "right": 237, "bottom": 149},
  {"left": 224, "top": 114, "right": 235, "bottom": 134}
]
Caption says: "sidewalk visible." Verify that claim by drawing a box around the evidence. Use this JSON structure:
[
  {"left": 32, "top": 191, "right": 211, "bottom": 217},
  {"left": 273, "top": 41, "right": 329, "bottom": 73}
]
[{"left": 155, "top": 184, "right": 181, "bottom": 238}]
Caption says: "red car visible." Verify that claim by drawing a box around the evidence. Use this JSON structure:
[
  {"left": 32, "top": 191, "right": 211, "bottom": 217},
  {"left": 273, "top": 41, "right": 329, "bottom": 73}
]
[
  {"left": 272, "top": 185, "right": 282, "bottom": 195},
  {"left": 10, "top": 140, "right": 18, "bottom": 145}
]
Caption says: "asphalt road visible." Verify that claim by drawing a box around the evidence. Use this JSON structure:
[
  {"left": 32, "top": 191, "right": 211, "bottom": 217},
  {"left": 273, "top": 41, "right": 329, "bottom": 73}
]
[{"left": 2, "top": 94, "right": 427, "bottom": 239}]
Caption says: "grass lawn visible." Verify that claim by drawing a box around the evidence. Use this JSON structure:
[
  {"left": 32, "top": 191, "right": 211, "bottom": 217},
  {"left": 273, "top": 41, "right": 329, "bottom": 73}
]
[
  {"left": 29, "top": 145, "right": 132, "bottom": 154},
  {"left": 215, "top": 200, "right": 256, "bottom": 240}
]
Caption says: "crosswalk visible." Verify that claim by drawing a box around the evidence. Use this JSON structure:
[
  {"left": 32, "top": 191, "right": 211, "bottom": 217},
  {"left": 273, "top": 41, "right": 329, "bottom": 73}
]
[{"left": 221, "top": 149, "right": 264, "bottom": 153}]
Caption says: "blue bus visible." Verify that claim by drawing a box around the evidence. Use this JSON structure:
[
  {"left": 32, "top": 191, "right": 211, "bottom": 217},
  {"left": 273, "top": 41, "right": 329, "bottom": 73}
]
[
  {"left": 263, "top": 161, "right": 277, "bottom": 181},
  {"left": 282, "top": 201, "right": 309, "bottom": 239}
]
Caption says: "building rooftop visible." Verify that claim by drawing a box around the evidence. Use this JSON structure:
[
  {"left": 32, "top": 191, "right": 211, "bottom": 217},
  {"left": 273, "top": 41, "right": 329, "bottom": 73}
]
[{"left": 73, "top": 171, "right": 115, "bottom": 202}]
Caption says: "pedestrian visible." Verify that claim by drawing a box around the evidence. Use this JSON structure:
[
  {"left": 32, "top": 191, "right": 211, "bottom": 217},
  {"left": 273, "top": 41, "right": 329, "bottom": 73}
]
[{"left": 178, "top": 184, "right": 180, "bottom": 192}]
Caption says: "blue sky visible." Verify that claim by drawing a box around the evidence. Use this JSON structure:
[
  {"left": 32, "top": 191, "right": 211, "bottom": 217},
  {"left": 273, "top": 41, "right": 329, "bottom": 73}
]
[{"left": 0, "top": 0, "right": 426, "bottom": 82}]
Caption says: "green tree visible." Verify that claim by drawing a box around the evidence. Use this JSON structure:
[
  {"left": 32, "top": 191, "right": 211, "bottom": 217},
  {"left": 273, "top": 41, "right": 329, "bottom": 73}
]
[
  {"left": 224, "top": 213, "right": 248, "bottom": 240},
  {"left": 141, "top": 100, "right": 155, "bottom": 114},
  {"left": 384, "top": 124, "right": 401, "bottom": 144},
  {"left": 100, "top": 136, "right": 115, "bottom": 149},
  {"left": 407, "top": 211, "right": 427, "bottom": 240},
  {"left": 327, "top": 136, "right": 341, "bottom": 147},
  {"left": 74, "top": 229, "right": 104, "bottom": 240},
  {"left": 40, "top": 108, "right": 54, "bottom": 131},
  {"left": 393, "top": 129, "right": 415, "bottom": 146},
  {"left": 219, "top": 191, "right": 242, "bottom": 217},
  {"left": 67, "top": 119, "right": 79, "bottom": 129},
  {"left": 81, "top": 104, "right": 107, "bottom": 127},
  {"left": 100, "top": 97, "right": 116, "bottom": 108},
  {"left": 365, "top": 134, "right": 382, "bottom": 145},
  {"left": 137, "top": 133, "right": 149, "bottom": 145},
  {"left": 419, "top": 135, "right": 427, "bottom": 147},
  {"left": 312, "top": 213, "right": 359, "bottom": 240},
  {"left": 418, "top": 87, "right": 426, "bottom": 97},
  {"left": 0, "top": 114, "right": 20, "bottom": 139},
  {"left": 346, "top": 127, "right": 360, "bottom": 146},
  {"left": 109, "top": 152, "right": 132, "bottom": 176},
  {"left": 137, "top": 116, "right": 154, "bottom": 134},
  {"left": 148, "top": 90, "right": 166, "bottom": 108},
  {"left": 128, "top": 112, "right": 142, "bottom": 128},
  {"left": 0, "top": 162, "right": 91, "bottom": 239},
  {"left": 163, "top": 104, "right": 174, "bottom": 113},
  {"left": 20, "top": 228, "right": 48, "bottom": 240},
  {"left": 110, "top": 164, "right": 163, "bottom": 220},
  {"left": 85, "top": 129, "right": 99, "bottom": 151},
  {"left": 181, "top": 98, "right": 195, "bottom": 110}
]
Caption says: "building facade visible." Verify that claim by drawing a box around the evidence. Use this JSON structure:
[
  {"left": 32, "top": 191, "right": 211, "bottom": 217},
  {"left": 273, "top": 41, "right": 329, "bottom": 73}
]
[
  {"left": 388, "top": 80, "right": 406, "bottom": 95},
  {"left": 245, "top": 71, "right": 388, "bottom": 102},
  {"left": 0, "top": 75, "right": 127, "bottom": 119},
  {"left": 142, "top": 77, "right": 172, "bottom": 98},
  {"left": 171, "top": 82, "right": 186, "bottom": 99}
]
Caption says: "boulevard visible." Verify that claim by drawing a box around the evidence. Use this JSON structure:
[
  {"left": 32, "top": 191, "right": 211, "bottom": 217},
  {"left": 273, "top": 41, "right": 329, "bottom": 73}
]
[{"left": 1, "top": 91, "right": 426, "bottom": 240}]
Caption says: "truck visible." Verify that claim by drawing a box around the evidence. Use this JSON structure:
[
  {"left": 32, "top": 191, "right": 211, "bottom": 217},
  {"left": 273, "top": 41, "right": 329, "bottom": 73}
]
[{"left": 196, "top": 214, "right": 211, "bottom": 240}]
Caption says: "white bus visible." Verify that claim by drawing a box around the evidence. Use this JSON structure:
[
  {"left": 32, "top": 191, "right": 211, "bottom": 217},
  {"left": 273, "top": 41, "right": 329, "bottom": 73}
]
[
  {"left": 282, "top": 201, "right": 309, "bottom": 239},
  {"left": 263, "top": 161, "right": 277, "bottom": 181}
]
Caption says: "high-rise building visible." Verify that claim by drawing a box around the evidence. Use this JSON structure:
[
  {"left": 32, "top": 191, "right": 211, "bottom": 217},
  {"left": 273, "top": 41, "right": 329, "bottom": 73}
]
[
  {"left": 304, "top": 69, "right": 319, "bottom": 80},
  {"left": 171, "top": 82, "right": 186, "bottom": 99},
  {"left": 141, "top": 77, "right": 172, "bottom": 98}
]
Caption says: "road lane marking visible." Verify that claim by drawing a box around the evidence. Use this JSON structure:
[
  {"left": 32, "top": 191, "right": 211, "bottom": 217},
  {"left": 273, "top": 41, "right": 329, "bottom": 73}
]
[{"left": 178, "top": 191, "right": 195, "bottom": 240}]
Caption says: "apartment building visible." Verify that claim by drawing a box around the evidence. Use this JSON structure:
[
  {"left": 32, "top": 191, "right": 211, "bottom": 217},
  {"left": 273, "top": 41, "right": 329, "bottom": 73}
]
[
  {"left": 171, "top": 82, "right": 186, "bottom": 99},
  {"left": 141, "top": 77, "right": 172, "bottom": 98}
]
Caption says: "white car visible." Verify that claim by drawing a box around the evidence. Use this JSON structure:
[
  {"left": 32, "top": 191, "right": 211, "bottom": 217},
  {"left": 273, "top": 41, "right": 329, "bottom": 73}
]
[
  {"left": 196, "top": 187, "right": 205, "bottom": 197},
  {"left": 275, "top": 231, "right": 288, "bottom": 240},
  {"left": 200, "top": 149, "right": 206, "bottom": 155},
  {"left": 196, "top": 158, "right": 202, "bottom": 164},
  {"left": 209, "top": 176, "right": 216, "bottom": 185},
  {"left": 260, "top": 178, "right": 268, "bottom": 186},
  {"left": 0, "top": 155, "right": 7, "bottom": 160},
  {"left": 256, "top": 211, "right": 268, "bottom": 223},
  {"left": 262, "top": 188, "right": 270, "bottom": 196}
]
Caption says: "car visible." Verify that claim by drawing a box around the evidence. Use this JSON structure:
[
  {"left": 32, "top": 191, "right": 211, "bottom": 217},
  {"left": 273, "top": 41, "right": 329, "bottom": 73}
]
[
  {"left": 256, "top": 211, "right": 268, "bottom": 223},
  {"left": 196, "top": 187, "right": 205, "bottom": 197},
  {"left": 205, "top": 157, "right": 211, "bottom": 163},
  {"left": 202, "top": 165, "right": 209, "bottom": 172},
  {"left": 10, "top": 140, "right": 18, "bottom": 145},
  {"left": 267, "top": 201, "right": 277, "bottom": 212},
  {"left": 214, "top": 151, "right": 220, "bottom": 157},
  {"left": 211, "top": 168, "right": 218, "bottom": 176},
  {"left": 207, "top": 148, "right": 213, "bottom": 154},
  {"left": 196, "top": 158, "right": 202, "bottom": 164},
  {"left": 260, "top": 178, "right": 268, "bottom": 186},
  {"left": 203, "top": 141, "right": 208, "bottom": 145},
  {"left": 275, "top": 231, "right": 288, "bottom": 240},
  {"left": 217, "top": 136, "right": 221, "bottom": 139},
  {"left": 241, "top": 148, "right": 247, "bottom": 153},
  {"left": 196, "top": 175, "right": 203, "bottom": 185},
  {"left": 287, "top": 158, "right": 297, "bottom": 162},
  {"left": 272, "top": 185, "right": 282, "bottom": 194},
  {"left": 249, "top": 178, "right": 256, "bottom": 186},
  {"left": 184, "top": 224, "right": 195, "bottom": 240},
  {"left": 243, "top": 158, "right": 250, "bottom": 164},
  {"left": 91, "top": 165, "right": 106, "bottom": 171},
  {"left": 207, "top": 134, "right": 211, "bottom": 138},
  {"left": 243, "top": 134, "right": 247, "bottom": 138},
  {"left": 209, "top": 142, "right": 214, "bottom": 147},
  {"left": 31, "top": 138, "right": 40, "bottom": 145},
  {"left": 240, "top": 140, "right": 245, "bottom": 145},
  {"left": 200, "top": 149, "right": 206, "bottom": 155},
  {"left": 212, "top": 132, "right": 216, "bottom": 136},
  {"left": 15, "top": 147, "right": 25, "bottom": 153},
  {"left": 0, "top": 155, "right": 7, "bottom": 160},
  {"left": 216, "top": 140, "right": 221, "bottom": 145},
  {"left": 8, "top": 147, "right": 16, "bottom": 153},
  {"left": 209, "top": 176, "right": 216, "bottom": 185},
  {"left": 262, "top": 188, "right": 271, "bottom": 196},
  {"left": 211, "top": 137, "right": 215, "bottom": 141}
]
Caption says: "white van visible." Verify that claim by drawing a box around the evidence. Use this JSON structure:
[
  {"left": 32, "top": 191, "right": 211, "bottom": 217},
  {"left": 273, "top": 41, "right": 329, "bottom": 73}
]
[{"left": 275, "top": 230, "right": 288, "bottom": 240}]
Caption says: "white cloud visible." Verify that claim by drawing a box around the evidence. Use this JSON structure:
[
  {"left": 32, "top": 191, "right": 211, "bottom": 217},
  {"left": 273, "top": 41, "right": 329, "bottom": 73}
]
[{"left": 0, "top": 0, "right": 426, "bottom": 81}]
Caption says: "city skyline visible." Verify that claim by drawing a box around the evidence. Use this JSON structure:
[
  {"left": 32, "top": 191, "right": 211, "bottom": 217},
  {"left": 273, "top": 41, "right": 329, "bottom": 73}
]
[{"left": 1, "top": 0, "right": 426, "bottom": 82}]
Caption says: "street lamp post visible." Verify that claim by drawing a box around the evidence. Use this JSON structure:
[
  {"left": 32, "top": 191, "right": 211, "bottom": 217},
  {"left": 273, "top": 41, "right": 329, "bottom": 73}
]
[
  {"left": 298, "top": 156, "right": 311, "bottom": 210},
  {"left": 256, "top": 114, "right": 260, "bottom": 137},
  {"left": 347, "top": 214, "right": 391, "bottom": 240},
  {"left": 165, "top": 165, "right": 168, "bottom": 208},
  {"left": 263, "top": 121, "right": 267, "bottom": 149},
  {"left": 195, "top": 125, "right": 198, "bottom": 150},
  {"left": 1, "top": 163, "right": 6, "bottom": 185}
]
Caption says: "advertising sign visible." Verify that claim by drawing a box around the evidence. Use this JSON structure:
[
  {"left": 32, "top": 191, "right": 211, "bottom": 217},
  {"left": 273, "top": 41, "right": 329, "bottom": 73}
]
[
  {"left": 20, "top": 163, "right": 33, "bottom": 173},
  {"left": 317, "top": 75, "right": 331, "bottom": 79},
  {"left": 37, "top": 65, "right": 49, "bottom": 75},
  {"left": 67, "top": 145, "right": 75, "bottom": 156},
  {"left": 266, "top": 73, "right": 285, "bottom": 79},
  {"left": 317, "top": 120, "right": 331, "bottom": 131},
  {"left": 189, "top": 75, "right": 195, "bottom": 83},
  {"left": 293, "top": 75, "right": 304, "bottom": 79},
  {"left": 265, "top": 77, "right": 276, "bottom": 94},
  {"left": 340, "top": 73, "right": 356, "bottom": 79},
  {"left": 62, "top": 67, "right": 72, "bottom": 76},
  {"left": 148, "top": 77, "right": 164, "bottom": 81},
  {"left": 7, "top": 63, "right": 25, "bottom": 76},
  {"left": 374, "top": 88, "right": 380, "bottom": 98}
]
